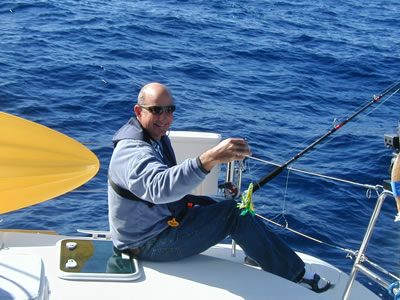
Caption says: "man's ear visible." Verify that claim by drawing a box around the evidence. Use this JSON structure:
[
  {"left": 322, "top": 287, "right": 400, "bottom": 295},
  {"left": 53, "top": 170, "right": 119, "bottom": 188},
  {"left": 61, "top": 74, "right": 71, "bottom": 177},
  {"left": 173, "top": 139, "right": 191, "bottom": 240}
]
[{"left": 134, "top": 105, "right": 141, "bottom": 117}]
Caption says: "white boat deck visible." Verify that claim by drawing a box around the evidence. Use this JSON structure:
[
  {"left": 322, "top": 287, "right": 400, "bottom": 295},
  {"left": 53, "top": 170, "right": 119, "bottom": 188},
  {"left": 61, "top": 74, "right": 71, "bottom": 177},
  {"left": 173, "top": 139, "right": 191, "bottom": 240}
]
[{"left": 0, "top": 231, "right": 379, "bottom": 300}]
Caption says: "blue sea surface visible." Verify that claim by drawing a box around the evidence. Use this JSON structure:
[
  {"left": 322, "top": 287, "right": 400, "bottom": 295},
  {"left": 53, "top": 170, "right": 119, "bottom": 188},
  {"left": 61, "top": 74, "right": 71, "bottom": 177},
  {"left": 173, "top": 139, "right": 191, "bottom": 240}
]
[{"left": 1, "top": 0, "right": 399, "bottom": 298}]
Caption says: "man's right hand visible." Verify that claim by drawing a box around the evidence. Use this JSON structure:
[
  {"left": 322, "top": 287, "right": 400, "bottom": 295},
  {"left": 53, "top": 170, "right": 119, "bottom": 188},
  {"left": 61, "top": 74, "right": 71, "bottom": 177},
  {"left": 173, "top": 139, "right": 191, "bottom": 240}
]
[{"left": 198, "top": 138, "right": 252, "bottom": 172}]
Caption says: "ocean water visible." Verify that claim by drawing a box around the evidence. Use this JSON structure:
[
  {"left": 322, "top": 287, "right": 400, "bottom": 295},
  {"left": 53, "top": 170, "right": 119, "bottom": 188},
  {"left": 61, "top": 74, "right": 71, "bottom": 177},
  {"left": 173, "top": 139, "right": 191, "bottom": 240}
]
[{"left": 1, "top": 0, "right": 399, "bottom": 298}]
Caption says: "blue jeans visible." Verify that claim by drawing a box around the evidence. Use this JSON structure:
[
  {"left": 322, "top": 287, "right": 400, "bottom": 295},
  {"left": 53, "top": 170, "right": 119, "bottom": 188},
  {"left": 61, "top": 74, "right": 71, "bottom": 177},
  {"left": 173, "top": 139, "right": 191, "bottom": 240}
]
[{"left": 136, "top": 199, "right": 305, "bottom": 282}]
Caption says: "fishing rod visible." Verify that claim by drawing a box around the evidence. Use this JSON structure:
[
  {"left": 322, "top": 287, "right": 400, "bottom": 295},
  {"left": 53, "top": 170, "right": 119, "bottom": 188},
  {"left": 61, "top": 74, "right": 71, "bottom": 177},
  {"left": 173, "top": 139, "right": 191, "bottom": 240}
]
[{"left": 252, "top": 80, "right": 400, "bottom": 193}]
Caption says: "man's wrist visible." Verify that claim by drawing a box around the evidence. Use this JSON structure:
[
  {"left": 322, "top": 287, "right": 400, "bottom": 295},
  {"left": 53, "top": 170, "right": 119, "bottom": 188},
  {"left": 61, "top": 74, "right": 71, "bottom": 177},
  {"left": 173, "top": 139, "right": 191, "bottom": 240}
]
[{"left": 197, "top": 157, "right": 210, "bottom": 174}]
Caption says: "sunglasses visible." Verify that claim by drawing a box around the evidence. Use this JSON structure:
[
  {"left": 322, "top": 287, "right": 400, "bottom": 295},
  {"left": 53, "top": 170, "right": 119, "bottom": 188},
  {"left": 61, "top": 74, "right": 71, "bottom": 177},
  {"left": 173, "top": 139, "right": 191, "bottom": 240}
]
[{"left": 139, "top": 105, "right": 176, "bottom": 115}]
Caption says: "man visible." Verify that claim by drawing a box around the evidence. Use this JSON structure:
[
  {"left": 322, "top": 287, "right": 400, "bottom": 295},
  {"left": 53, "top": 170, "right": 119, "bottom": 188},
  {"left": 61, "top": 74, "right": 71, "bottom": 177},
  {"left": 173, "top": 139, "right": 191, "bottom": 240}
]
[{"left": 108, "top": 82, "right": 330, "bottom": 292}]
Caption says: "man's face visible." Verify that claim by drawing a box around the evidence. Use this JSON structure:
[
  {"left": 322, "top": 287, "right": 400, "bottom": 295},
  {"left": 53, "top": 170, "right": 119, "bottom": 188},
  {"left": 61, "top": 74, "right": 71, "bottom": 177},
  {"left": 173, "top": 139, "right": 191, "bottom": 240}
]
[{"left": 135, "top": 85, "right": 174, "bottom": 140}]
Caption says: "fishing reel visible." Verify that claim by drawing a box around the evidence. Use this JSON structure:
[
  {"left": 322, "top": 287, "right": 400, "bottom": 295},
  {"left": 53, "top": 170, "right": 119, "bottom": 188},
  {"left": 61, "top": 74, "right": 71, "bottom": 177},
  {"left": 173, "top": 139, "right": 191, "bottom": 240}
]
[
  {"left": 384, "top": 121, "right": 400, "bottom": 191},
  {"left": 384, "top": 120, "right": 400, "bottom": 152},
  {"left": 219, "top": 160, "right": 246, "bottom": 200}
]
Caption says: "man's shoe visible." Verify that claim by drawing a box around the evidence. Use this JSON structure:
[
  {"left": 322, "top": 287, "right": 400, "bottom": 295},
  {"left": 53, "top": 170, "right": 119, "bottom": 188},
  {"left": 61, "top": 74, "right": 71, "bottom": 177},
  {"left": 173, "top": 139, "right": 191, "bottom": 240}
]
[{"left": 300, "top": 273, "right": 331, "bottom": 293}]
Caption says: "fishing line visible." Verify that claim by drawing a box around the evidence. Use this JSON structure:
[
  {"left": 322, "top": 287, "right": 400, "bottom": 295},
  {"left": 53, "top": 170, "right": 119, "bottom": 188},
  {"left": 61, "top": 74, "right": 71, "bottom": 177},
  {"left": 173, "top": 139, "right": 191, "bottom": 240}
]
[
  {"left": 255, "top": 212, "right": 357, "bottom": 256},
  {"left": 365, "top": 86, "right": 400, "bottom": 116},
  {"left": 248, "top": 159, "right": 383, "bottom": 256},
  {"left": 281, "top": 85, "right": 400, "bottom": 176},
  {"left": 239, "top": 81, "right": 400, "bottom": 252},
  {"left": 251, "top": 80, "right": 400, "bottom": 193},
  {"left": 243, "top": 112, "right": 387, "bottom": 233},
  {"left": 266, "top": 167, "right": 292, "bottom": 232},
  {"left": 241, "top": 157, "right": 288, "bottom": 230},
  {"left": 243, "top": 157, "right": 299, "bottom": 233}
]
